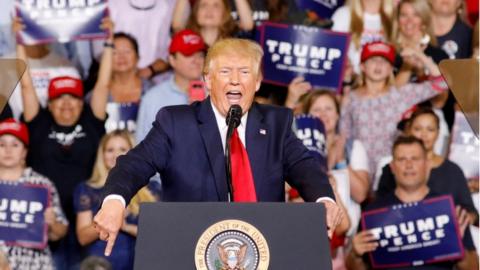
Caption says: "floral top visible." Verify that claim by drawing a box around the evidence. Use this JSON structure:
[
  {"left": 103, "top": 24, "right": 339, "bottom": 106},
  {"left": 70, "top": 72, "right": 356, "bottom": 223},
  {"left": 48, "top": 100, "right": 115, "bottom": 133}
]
[{"left": 340, "top": 77, "right": 448, "bottom": 179}]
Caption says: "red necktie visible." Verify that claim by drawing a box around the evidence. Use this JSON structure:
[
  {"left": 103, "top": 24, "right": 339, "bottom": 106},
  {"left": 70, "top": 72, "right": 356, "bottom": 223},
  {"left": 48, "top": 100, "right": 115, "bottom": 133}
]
[{"left": 229, "top": 128, "right": 257, "bottom": 202}]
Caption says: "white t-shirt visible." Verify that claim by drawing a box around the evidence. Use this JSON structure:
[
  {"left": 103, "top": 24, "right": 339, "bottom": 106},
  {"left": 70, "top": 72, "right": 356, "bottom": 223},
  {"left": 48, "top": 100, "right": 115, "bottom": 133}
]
[
  {"left": 349, "top": 139, "right": 369, "bottom": 172},
  {"left": 331, "top": 6, "right": 386, "bottom": 74},
  {"left": 8, "top": 51, "right": 80, "bottom": 119},
  {"left": 108, "top": 0, "right": 176, "bottom": 68}
]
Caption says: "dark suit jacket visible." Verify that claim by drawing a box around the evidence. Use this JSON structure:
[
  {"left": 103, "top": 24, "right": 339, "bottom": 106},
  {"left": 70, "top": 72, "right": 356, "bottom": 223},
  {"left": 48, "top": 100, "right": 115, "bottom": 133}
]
[{"left": 104, "top": 98, "right": 334, "bottom": 203}]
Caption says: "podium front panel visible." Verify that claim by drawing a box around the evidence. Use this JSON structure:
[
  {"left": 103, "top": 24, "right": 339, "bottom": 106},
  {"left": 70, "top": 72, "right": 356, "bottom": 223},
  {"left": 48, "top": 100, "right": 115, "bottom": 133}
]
[{"left": 134, "top": 202, "right": 331, "bottom": 270}]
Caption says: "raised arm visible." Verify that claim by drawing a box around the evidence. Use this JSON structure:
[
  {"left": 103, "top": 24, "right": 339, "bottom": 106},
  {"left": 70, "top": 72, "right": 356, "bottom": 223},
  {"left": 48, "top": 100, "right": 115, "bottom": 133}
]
[
  {"left": 89, "top": 18, "right": 114, "bottom": 120},
  {"left": 234, "top": 0, "right": 254, "bottom": 31},
  {"left": 171, "top": 0, "right": 190, "bottom": 33},
  {"left": 13, "top": 17, "right": 40, "bottom": 122}
]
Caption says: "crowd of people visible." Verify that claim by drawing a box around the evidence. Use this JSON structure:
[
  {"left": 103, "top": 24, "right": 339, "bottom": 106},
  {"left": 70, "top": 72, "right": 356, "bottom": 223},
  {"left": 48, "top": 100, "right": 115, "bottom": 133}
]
[{"left": 0, "top": 0, "right": 478, "bottom": 269}]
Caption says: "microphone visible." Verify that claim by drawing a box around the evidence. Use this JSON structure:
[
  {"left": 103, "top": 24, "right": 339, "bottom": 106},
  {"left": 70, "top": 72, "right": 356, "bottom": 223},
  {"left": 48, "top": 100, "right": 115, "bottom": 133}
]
[
  {"left": 226, "top": 104, "right": 242, "bottom": 139},
  {"left": 225, "top": 105, "right": 242, "bottom": 202}
]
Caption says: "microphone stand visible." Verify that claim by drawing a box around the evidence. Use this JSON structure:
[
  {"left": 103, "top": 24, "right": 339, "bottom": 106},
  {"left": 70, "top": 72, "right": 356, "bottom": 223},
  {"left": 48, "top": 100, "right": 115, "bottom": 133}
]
[
  {"left": 225, "top": 127, "right": 234, "bottom": 202},
  {"left": 224, "top": 105, "right": 242, "bottom": 202}
]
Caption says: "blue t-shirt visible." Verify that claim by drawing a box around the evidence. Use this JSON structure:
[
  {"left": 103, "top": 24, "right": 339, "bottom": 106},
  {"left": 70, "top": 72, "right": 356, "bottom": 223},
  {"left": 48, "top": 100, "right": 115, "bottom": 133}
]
[{"left": 73, "top": 182, "right": 136, "bottom": 270}]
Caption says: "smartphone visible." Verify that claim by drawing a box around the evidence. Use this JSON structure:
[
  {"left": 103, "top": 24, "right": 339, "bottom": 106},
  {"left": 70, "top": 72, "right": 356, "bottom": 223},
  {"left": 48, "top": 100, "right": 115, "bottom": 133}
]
[{"left": 188, "top": 80, "right": 206, "bottom": 103}]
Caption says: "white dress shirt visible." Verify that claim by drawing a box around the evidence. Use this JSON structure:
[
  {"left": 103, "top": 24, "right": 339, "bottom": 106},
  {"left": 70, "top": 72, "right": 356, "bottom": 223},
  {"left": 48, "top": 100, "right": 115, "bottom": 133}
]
[{"left": 211, "top": 102, "right": 248, "bottom": 152}]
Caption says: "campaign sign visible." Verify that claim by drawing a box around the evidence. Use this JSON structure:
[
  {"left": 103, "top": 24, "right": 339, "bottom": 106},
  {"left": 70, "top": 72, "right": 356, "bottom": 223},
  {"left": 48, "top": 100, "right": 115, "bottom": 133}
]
[
  {"left": 259, "top": 22, "right": 349, "bottom": 91},
  {"left": 105, "top": 102, "right": 139, "bottom": 133},
  {"left": 0, "top": 182, "right": 50, "bottom": 249},
  {"left": 361, "top": 195, "right": 464, "bottom": 268},
  {"left": 294, "top": 114, "right": 327, "bottom": 172},
  {"left": 449, "top": 111, "right": 479, "bottom": 179},
  {"left": 15, "top": 0, "right": 108, "bottom": 45},
  {"left": 295, "top": 0, "right": 344, "bottom": 19}
]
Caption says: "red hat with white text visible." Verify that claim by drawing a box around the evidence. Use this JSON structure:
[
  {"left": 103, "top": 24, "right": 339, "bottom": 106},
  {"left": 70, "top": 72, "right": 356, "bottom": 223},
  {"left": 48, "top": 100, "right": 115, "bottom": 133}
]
[
  {"left": 361, "top": 41, "right": 396, "bottom": 64},
  {"left": 48, "top": 76, "right": 84, "bottom": 100},
  {"left": 169, "top": 29, "right": 207, "bottom": 56},
  {"left": 0, "top": 118, "right": 29, "bottom": 146}
]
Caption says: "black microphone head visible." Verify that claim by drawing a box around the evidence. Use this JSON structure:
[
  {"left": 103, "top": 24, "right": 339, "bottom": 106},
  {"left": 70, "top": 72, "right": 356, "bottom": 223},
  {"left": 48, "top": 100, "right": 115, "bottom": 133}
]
[{"left": 226, "top": 105, "right": 242, "bottom": 128}]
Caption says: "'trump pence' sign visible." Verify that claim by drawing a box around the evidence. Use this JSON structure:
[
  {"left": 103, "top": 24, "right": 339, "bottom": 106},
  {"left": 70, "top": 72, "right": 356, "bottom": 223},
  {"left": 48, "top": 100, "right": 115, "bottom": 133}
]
[
  {"left": 16, "top": 0, "right": 108, "bottom": 45},
  {"left": 259, "top": 22, "right": 349, "bottom": 91},
  {"left": 0, "top": 182, "right": 50, "bottom": 248},
  {"left": 362, "top": 195, "right": 464, "bottom": 268}
]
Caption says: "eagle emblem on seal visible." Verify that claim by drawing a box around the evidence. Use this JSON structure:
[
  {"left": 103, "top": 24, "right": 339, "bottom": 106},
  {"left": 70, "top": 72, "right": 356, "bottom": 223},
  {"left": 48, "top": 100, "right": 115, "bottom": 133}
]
[{"left": 217, "top": 243, "right": 248, "bottom": 270}]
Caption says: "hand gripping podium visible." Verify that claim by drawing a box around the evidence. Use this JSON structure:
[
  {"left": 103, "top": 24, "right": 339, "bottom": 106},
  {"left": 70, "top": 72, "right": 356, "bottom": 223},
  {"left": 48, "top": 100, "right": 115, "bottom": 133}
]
[{"left": 134, "top": 203, "right": 332, "bottom": 270}]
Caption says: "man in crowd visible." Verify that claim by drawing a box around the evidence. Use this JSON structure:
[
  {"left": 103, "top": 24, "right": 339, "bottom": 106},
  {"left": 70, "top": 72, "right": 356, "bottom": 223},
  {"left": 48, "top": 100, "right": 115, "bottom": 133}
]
[
  {"left": 93, "top": 38, "right": 342, "bottom": 256},
  {"left": 135, "top": 29, "right": 206, "bottom": 142},
  {"left": 346, "top": 136, "right": 478, "bottom": 270}
]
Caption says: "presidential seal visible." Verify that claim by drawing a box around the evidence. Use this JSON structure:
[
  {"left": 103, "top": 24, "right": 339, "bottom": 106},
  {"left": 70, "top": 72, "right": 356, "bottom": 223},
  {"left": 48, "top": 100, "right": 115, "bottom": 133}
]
[{"left": 195, "top": 219, "right": 270, "bottom": 270}]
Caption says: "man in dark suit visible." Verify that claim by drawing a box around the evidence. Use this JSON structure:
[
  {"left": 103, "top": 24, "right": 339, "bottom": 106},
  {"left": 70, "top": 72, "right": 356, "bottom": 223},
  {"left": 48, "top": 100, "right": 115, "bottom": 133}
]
[{"left": 94, "top": 38, "right": 342, "bottom": 256}]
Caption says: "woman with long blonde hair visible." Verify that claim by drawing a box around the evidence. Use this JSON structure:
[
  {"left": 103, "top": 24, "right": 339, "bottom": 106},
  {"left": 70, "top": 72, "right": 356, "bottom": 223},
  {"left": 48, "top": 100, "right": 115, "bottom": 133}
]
[
  {"left": 331, "top": 0, "right": 395, "bottom": 74},
  {"left": 74, "top": 130, "right": 155, "bottom": 270}
]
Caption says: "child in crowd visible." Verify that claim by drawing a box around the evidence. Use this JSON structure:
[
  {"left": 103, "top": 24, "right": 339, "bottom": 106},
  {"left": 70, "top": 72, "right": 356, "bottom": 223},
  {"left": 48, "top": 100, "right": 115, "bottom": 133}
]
[
  {"left": 0, "top": 119, "right": 68, "bottom": 270},
  {"left": 340, "top": 41, "right": 448, "bottom": 180},
  {"left": 74, "top": 130, "right": 155, "bottom": 270}
]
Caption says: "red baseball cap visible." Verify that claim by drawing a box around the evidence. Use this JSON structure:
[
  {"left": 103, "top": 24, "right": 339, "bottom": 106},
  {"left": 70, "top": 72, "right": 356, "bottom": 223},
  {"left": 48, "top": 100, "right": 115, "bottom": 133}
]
[
  {"left": 361, "top": 41, "right": 396, "bottom": 64},
  {"left": 169, "top": 29, "right": 207, "bottom": 56},
  {"left": 0, "top": 118, "right": 29, "bottom": 146},
  {"left": 48, "top": 76, "right": 84, "bottom": 100}
]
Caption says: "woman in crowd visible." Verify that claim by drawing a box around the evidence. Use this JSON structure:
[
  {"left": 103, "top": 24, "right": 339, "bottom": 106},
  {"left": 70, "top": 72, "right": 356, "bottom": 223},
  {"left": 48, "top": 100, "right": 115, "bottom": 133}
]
[
  {"left": 430, "top": 0, "right": 473, "bottom": 59},
  {"left": 376, "top": 107, "right": 477, "bottom": 223},
  {"left": 92, "top": 32, "right": 152, "bottom": 133},
  {"left": 393, "top": 0, "right": 451, "bottom": 156},
  {"left": 301, "top": 90, "right": 369, "bottom": 205},
  {"left": 430, "top": 0, "right": 473, "bottom": 133},
  {"left": 300, "top": 90, "right": 369, "bottom": 269},
  {"left": 339, "top": 41, "right": 448, "bottom": 180},
  {"left": 74, "top": 130, "right": 155, "bottom": 270},
  {"left": 331, "top": 0, "right": 395, "bottom": 74},
  {"left": 172, "top": 0, "right": 254, "bottom": 46},
  {"left": 0, "top": 118, "right": 68, "bottom": 270}
]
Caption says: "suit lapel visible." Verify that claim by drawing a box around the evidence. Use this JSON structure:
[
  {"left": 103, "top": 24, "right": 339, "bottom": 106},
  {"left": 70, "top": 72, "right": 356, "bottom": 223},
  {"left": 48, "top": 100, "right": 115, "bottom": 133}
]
[
  {"left": 196, "top": 98, "right": 228, "bottom": 200},
  {"left": 246, "top": 103, "right": 268, "bottom": 200}
]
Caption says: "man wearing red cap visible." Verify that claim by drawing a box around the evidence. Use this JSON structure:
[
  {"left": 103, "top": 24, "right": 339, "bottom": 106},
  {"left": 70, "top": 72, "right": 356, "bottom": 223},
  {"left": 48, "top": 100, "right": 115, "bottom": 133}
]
[
  {"left": 16, "top": 22, "right": 111, "bottom": 269},
  {"left": 136, "top": 29, "right": 207, "bottom": 141}
]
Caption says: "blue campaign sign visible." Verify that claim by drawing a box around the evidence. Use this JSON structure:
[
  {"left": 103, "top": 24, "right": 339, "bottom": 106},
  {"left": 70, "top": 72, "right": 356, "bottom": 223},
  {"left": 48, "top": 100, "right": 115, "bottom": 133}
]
[
  {"left": 15, "top": 0, "right": 108, "bottom": 45},
  {"left": 362, "top": 195, "right": 464, "bottom": 268},
  {"left": 0, "top": 182, "right": 50, "bottom": 249},
  {"left": 259, "top": 22, "right": 350, "bottom": 91},
  {"left": 294, "top": 114, "right": 327, "bottom": 172},
  {"left": 295, "top": 0, "right": 344, "bottom": 19}
]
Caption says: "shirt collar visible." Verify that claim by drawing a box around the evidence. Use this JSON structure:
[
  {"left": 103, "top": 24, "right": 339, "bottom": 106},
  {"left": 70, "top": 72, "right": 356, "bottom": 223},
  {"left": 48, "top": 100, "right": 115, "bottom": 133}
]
[{"left": 210, "top": 101, "right": 248, "bottom": 131}]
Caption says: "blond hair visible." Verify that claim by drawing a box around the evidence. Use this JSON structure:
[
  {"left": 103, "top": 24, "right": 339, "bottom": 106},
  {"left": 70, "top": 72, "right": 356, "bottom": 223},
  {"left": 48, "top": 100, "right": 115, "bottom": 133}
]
[
  {"left": 393, "top": 0, "right": 438, "bottom": 48},
  {"left": 203, "top": 38, "right": 264, "bottom": 76},
  {"left": 88, "top": 130, "right": 135, "bottom": 187},
  {"left": 88, "top": 130, "right": 155, "bottom": 216},
  {"left": 350, "top": 0, "right": 395, "bottom": 49}
]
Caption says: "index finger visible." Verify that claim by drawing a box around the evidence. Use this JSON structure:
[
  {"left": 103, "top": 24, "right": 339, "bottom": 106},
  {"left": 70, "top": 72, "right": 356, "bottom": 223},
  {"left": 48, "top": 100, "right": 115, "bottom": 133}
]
[{"left": 104, "top": 232, "right": 118, "bottom": 256}]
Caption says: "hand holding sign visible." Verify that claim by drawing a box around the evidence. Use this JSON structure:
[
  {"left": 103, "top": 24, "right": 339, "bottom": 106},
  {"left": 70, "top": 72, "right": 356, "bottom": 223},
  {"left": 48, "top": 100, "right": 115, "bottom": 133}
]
[
  {"left": 285, "top": 77, "right": 312, "bottom": 109},
  {"left": 352, "top": 230, "right": 379, "bottom": 257}
]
